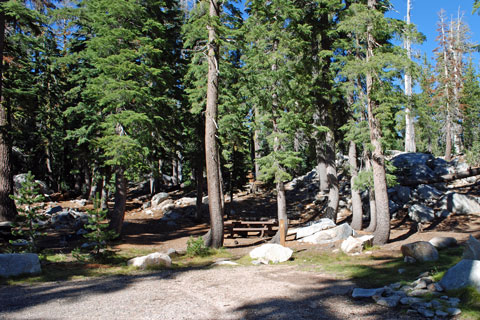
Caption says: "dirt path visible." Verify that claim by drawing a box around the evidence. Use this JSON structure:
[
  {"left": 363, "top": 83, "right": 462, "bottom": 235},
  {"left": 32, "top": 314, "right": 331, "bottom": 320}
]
[{"left": 0, "top": 264, "right": 425, "bottom": 320}]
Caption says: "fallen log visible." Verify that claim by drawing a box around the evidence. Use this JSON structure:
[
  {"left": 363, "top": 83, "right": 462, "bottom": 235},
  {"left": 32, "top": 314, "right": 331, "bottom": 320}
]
[{"left": 398, "top": 166, "right": 480, "bottom": 187}]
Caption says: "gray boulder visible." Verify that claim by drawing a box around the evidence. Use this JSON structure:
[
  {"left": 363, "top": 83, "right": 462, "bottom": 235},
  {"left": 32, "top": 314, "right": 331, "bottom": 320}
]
[
  {"left": 429, "top": 237, "right": 457, "bottom": 249},
  {"left": 298, "top": 223, "right": 354, "bottom": 244},
  {"left": 447, "top": 193, "right": 480, "bottom": 215},
  {"left": 440, "top": 259, "right": 480, "bottom": 291},
  {"left": 249, "top": 244, "right": 293, "bottom": 263},
  {"left": 401, "top": 241, "right": 439, "bottom": 262},
  {"left": 0, "top": 253, "right": 41, "bottom": 277},
  {"left": 388, "top": 186, "right": 411, "bottom": 205},
  {"left": 45, "top": 205, "right": 63, "bottom": 215},
  {"left": 151, "top": 192, "right": 169, "bottom": 207},
  {"left": 295, "top": 218, "right": 336, "bottom": 239},
  {"left": 415, "top": 185, "right": 442, "bottom": 200},
  {"left": 408, "top": 204, "right": 435, "bottom": 223},
  {"left": 463, "top": 235, "right": 480, "bottom": 260}
]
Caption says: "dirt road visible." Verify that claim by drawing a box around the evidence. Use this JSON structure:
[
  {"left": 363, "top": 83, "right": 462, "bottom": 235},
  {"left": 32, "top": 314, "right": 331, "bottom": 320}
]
[{"left": 0, "top": 264, "right": 423, "bottom": 320}]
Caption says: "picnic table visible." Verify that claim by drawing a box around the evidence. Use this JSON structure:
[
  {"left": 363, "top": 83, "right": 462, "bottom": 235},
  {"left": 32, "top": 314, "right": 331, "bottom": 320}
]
[{"left": 224, "top": 219, "right": 277, "bottom": 238}]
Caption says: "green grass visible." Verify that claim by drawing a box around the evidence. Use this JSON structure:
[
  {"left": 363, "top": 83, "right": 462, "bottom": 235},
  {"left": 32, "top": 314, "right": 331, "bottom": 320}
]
[{"left": 290, "top": 246, "right": 463, "bottom": 287}]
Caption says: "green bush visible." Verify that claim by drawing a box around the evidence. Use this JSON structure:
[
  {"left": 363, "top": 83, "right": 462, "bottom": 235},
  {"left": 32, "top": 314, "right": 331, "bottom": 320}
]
[
  {"left": 186, "top": 236, "right": 212, "bottom": 257},
  {"left": 75, "top": 195, "right": 117, "bottom": 260}
]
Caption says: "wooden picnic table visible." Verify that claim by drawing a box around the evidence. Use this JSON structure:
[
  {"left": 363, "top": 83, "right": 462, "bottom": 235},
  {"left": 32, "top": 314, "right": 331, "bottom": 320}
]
[{"left": 224, "top": 219, "right": 278, "bottom": 238}]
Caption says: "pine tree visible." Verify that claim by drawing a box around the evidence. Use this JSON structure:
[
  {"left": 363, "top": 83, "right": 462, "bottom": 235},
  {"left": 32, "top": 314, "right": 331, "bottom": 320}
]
[{"left": 243, "top": 0, "right": 308, "bottom": 242}]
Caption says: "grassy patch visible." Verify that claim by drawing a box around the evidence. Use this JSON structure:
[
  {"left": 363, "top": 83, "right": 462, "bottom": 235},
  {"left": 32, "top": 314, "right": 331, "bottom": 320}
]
[
  {"left": 291, "top": 246, "right": 463, "bottom": 288},
  {"left": 447, "top": 286, "right": 480, "bottom": 319}
]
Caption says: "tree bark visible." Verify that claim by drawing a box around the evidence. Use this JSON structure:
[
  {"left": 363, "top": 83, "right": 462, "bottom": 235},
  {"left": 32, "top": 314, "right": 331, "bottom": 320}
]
[
  {"left": 253, "top": 105, "right": 261, "bottom": 180},
  {"left": 324, "top": 127, "right": 339, "bottom": 222},
  {"left": 0, "top": 3, "right": 17, "bottom": 221},
  {"left": 404, "top": 0, "right": 416, "bottom": 153},
  {"left": 101, "top": 167, "right": 111, "bottom": 210},
  {"left": 366, "top": 0, "right": 390, "bottom": 245},
  {"left": 314, "top": 109, "right": 328, "bottom": 194},
  {"left": 109, "top": 166, "right": 126, "bottom": 236},
  {"left": 204, "top": 0, "right": 223, "bottom": 248},
  {"left": 349, "top": 141, "right": 363, "bottom": 230}
]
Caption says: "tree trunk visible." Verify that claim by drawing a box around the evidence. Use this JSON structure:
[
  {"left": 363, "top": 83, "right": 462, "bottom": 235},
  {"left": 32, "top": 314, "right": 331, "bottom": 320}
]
[
  {"left": 364, "top": 155, "right": 377, "bottom": 232},
  {"left": 445, "top": 111, "right": 452, "bottom": 162},
  {"left": 324, "top": 128, "right": 339, "bottom": 222},
  {"left": 253, "top": 105, "right": 261, "bottom": 180},
  {"left": 349, "top": 141, "right": 363, "bottom": 230},
  {"left": 0, "top": 4, "right": 17, "bottom": 222},
  {"left": 204, "top": 0, "right": 223, "bottom": 249},
  {"left": 314, "top": 108, "right": 328, "bottom": 194},
  {"left": 109, "top": 166, "right": 126, "bottom": 236},
  {"left": 0, "top": 5, "right": 18, "bottom": 221},
  {"left": 101, "top": 167, "right": 111, "bottom": 210},
  {"left": 366, "top": 0, "right": 390, "bottom": 245},
  {"left": 404, "top": 0, "right": 416, "bottom": 153}
]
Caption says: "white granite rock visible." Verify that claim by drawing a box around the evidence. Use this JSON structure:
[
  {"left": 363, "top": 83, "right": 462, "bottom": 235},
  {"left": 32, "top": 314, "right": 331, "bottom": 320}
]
[
  {"left": 341, "top": 235, "right": 374, "bottom": 254},
  {"left": 128, "top": 252, "right": 172, "bottom": 269},
  {"left": 298, "top": 223, "right": 354, "bottom": 244},
  {"left": 295, "top": 219, "right": 336, "bottom": 239},
  {"left": 249, "top": 244, "right": 293, "bottom": 263}
]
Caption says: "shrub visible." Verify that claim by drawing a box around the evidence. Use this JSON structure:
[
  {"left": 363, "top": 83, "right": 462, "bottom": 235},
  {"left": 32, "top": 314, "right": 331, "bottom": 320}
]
[
  {"left": 186, "top": 236, "right": 212, "bottom": 257},
  {"left": 9, "top": 172, "right": 46, "bottom": 252}
]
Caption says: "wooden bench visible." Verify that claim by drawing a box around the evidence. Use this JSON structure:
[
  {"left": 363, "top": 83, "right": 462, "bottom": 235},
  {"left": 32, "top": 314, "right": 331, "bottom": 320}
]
[{"left": 224, "top": 220, "right": 277, "bottom": 238}]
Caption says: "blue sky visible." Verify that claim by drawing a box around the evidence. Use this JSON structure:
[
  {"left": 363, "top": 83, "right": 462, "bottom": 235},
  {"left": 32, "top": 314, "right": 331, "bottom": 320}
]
[{"left": 387, "top": 0, "right": 480, "bottom": 63}]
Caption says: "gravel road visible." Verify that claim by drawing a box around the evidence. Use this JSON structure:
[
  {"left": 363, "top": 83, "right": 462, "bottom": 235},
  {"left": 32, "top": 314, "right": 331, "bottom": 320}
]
[{"left": 0, "top": 264, "right": 424, "bottom": 320}]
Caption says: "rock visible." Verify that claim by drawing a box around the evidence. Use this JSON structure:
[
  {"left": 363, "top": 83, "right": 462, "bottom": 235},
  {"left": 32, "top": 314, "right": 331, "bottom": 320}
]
[
  {"left": 400, "top": 297, "right": 424, "bottom": 305},
  {"left": 298, "top": 223, "right": 354, "bottom": 244},
  {"left": 416, "top": 184, "right": 442, "bottom": 200},
  {"left": 249, "top": 244, "right": 293, "bottom": 263},
  {"left": 447, "top": 308, "right": 461, "bottom": 316},
  {"left": 427, "top": 283, "right": 443, "bottom": 292},
  {"left": 51, "top": 211, "right": 74, "bottom": 225},
  {"left": 341, "top": 235, "right": 374, "bottom": 254},
  {"left": 417, "top": 308, "right": 435, "bottom": 318},
  {"left": 158, "top": 199, "right": 175, "bottom": 212},
  {"left": 174, "top": 197, "right": 196, "bottom": 207},
  {"left": 414, "top": 280, "right": 427, "bottom": 290},
  {"left": 439, "top": 259, "right": 480, "bottom": 291},
  {"left": 127, "top": 252, "right": 172, "bottom": 269},
  {"left": 0, "top": 253, "right": 41, "bottom": 277},
  {"left": 151, "top": 192, "right": 169, "bottom": 207},
  {"left": 375, "top": 295, "right": 401, "bottom": 307},
  {"left": 166, "top": 248, "right": 178, "bottom": 257},
  {"left": 389, "top": 200, "right": 400, "bottom": 215},
  {"left": 435, "top": 310, "right": 448, "bottom": 317},
  {"left": 408, "top": 204, "right": 435, "bottom": 223},
  {"left": 447, "top": 193, "right": 480, "bottom": 215},
  {"left": 295, "top": 218, "right": 336, "bottom": 239},
  {"left": 463, "top": 235, "right": 480, "bottom": 260},
  {"left": 251, "top": 258, "right": 269, "bottom": 265},
  {"left": 398, "top": 268, "right": 406, "bottom": 274},
  {"left": 14, "top": 173, "right": 52, "bottom": 195},
  {"left": 73, "top": 199, "right": 87, "bottom": 206},
  {"left": 404, "top": 256, "right": 416, "bottom": 263},
  {"left": 401, "top": 241, "right": 439, "bottom": 262},
  {"left": 408, "top": 289, "right": 431, "bottom": 297},
  {"left": 352, "top": 287, "right": 385, "bottom": 298},
  {"left": 45, "top": 205, "right": 63, "bottom": 215},
  {"left": 429, "top": 236, "right": 457, "bottom": 249},
  {"left": 435, "top": 209, "right": 451, "bottom": 219},
  {"left": 446, "top": 297, "right": 460, "bottom": 307},
  {"left": 388, "top": 185, "right": 412, "bottom": 205}
]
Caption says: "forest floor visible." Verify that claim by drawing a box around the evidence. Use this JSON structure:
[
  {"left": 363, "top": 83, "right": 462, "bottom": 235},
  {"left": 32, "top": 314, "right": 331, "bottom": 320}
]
[{"left": 1, "top": 183, "right": 480, "bottom": 319}]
